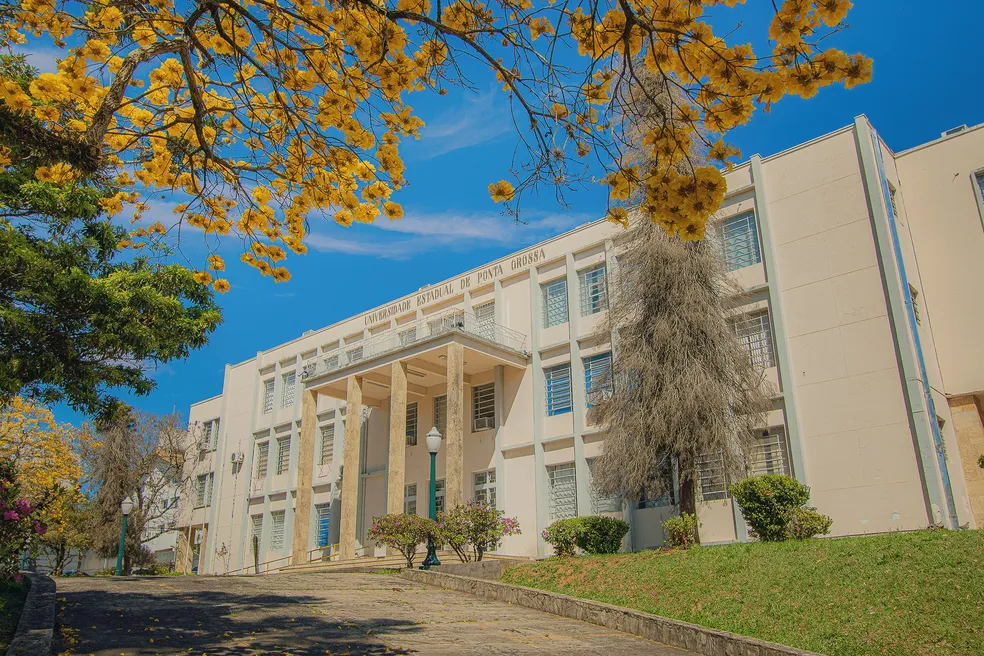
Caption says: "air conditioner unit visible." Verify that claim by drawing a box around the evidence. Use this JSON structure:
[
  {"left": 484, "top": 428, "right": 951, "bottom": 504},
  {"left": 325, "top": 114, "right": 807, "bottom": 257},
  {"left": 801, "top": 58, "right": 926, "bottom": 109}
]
[
  {"left": 941, "top": 125, "right": 967, "bottom": 137},
  {"left": 473, "top": 416, "right": 495, "bottom": 432},
  {"left": 230, "top": 451, "right": 245, "bottom": 465}
]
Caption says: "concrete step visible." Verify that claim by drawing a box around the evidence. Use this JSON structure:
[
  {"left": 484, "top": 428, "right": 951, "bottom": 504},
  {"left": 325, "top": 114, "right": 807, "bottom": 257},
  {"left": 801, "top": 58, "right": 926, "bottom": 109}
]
[{"left": 280, "top": 550, "right": 528, "bottom": 575}]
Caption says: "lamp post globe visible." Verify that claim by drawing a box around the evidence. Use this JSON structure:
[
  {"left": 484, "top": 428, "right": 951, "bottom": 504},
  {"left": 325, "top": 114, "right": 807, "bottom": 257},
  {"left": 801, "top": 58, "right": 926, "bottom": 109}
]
[
  {"left": 421, "top": 427, "right": 442, "bottom": 570},
  {"left": 115, "top": 497, "right": 134, "bottom": 576}
]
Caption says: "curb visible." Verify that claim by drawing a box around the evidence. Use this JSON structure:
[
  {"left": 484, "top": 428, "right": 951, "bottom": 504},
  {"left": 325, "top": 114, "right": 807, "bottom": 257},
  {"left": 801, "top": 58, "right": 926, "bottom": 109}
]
[
  {"left": 400, "top": 569, "right": 819, "bottom": 656},
  {"left": 7, "top": 572, "right": 56, "bottom": 656}
]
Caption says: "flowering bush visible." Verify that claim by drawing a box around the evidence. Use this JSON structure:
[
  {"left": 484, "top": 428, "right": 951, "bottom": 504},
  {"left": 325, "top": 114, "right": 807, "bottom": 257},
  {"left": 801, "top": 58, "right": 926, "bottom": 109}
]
[
  {"left": 0, "top": 460, "right": 50, "bottom": 583},
  {"left": 366, "top": 513, "right": 435, "bottom": 569},
  {"left": 542, "top": 518, "right": 580, "bottom": 557},
  {"left": 434, "top": 501, "right": 521, "bottom": 562}
]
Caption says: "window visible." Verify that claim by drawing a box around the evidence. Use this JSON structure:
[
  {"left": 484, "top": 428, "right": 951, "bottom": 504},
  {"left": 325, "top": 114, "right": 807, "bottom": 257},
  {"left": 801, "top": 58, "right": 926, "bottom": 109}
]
[
  {"left": 194, "top": 473, "right": 212, "bottom": 508},
  {"left": 435, "top": 479, "right": 446, "bottom": 514},
  {"left": 262, "top": 379, "right": 275, "bottom": 414},
  {"left": 976, "top": 171, "right": 984, "bottom": 204},
  {"left": 319, "top": 424, "right": 334, "bottom": 465},
  {"left": 541, "top": 278, "right": 569, "bottom": 328},
  {"left": 472, "top": 383, "right": 495, "bottom": 432},
  {"left": 399, "top": 327, "right": 417, "bottom": 346},
  {"left": 250, "top": 514, "right": 263, "bottom": 551},
  {"left": 281, "top": 371, "right": 296, "bottom": 408},
  {"left": 199, "top": 419, "right": 219, "bottom": 451},
  {"left": 404, "top": 483, "right": 417, "bottom": 515},
  {"left": 433, "top": 395, "right": 447, "bottom": 436},
  {"left": 547, "top": 463, "right": 577, "bottom": 520},
  {"left": 578, "top": 263, "right": 608, "bottom": 316},
  {"left": 587, "top": 459, "right": 619, "bottom": 513},
  {"left": 316, "top": 503, "right": 331, "bottom": 547},
  {"left": 474, "top": 301, "right": 495, "bottom": 341},
  {"left": 750, "top": 431, "right": 790, "bottom": 477},
  {"left": 544, "top": 363, "right": 572, "bottom": 416},
  {"left": 324, "top": 353, "right": 339, "bottom": 371},
  {"left": 276, "top": 436, "right": 291, "bottom": 475},
  {"left": 255, "top": 441, "right": 269, "bottom": 479},
  {"left": 583, "top": 352, "right": 613, "bottom": 407},
  {"left": 888, "top": 182, "right": 902, "bottom": 222},
  {"left": 473, "top": 469, "right": 496, "bottom": 508},
  {"left": 270, "top": 510, "right": 286, "bottom": 550},
  {"left": 696, "top": 451, "right": 728, "bottom": 501},
  {"left": 347, "top": 346, "right": 363, "bottom": 364},
  {"left": 909, "top": 284, "right": 921, "bottom": 325},
  {"left": 731, "top": 310, "right": 776, "bottom": 369},
  {"left": 721, "top": 211, "right": 761, "bottom": 271},
  {"left": 405, "top": 402, "right": 418, "bottom": 446}
]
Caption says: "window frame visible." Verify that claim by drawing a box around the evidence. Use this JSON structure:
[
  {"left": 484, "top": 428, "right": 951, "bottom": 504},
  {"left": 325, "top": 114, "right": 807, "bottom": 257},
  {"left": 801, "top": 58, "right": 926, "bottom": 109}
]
[
  {"left": 544, "top": 363, "right": 573, "bottom": 416},
  {"left": 404, "top": 483, "right": 417, "bottom": 515},
  {"left": 319, "top": 423, "right": 334, "bottom": 466},
  {"left": 315, "top": 503, "right": 331, "bottom": 548},
  {"left": 250, "top": 514, "right": 263, "bottom": 551},
  {"left": 547, "top": 462, "right": 577, "bottom": 520},
  {"left": 255, "top": 441, "right": 270, "bottom": 479},
  {"left": 731, "top": 308, "right": 776, "bottom": 369},
  {"left": 433, "top": 395, "right": 447, "bottom": 436},
  {"left": 720, "top": 211, "right": 762, "bottom": 272},
  {"left": 270, "top": 509, "right": 286, "bottom": 550},
  {"left": 405, "top": 402, "right": 418, "bottom": 446},
  {"left": 471, "top": 383, "right": 495, "bottom": 432},
  {"left": 583, "top": 352, "right": 613, "bottom": 407},
  {"left": 276, "top": 436, "right": 291, "bottom": 475},
  {"left": 262, "top": 378, "right": 275, "bottom": 414},
  {"left": 473, "top": 469, "right": 496, "bottom": 508},
  {"left": 435, "top": 478, "right": 446, "bottom": 515},
  {"left": 474, "top": 301, "right": 495, "bottom": 341},
  {"left": 541, "top": 277, "right": 569, "bottom": 328},
  {"left": 280, "top": 371, "right": 296, "bottom": 408},
  {"left": 578, "top": 263, "right": 609, "bottom": 316},
  {"left": 586, "top": 458, "right": 619, "bottom": 514}
]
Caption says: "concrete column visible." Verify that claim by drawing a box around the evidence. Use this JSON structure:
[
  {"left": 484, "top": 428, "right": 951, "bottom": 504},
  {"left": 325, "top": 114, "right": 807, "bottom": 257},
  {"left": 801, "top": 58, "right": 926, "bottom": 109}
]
[
  {"left": 387, "top": 361, "right": 408, "bottom": 514},
  {"left": 290, "top": 388, "right": 318, "bottom": 566},
  {"left": 446, "top": 342, "right": 465, "bottom": 508},
  {"left": 339, "top": 376, "right": 363, "bottom": 560},
  {"left": 950, "top": 395, "right": 984, "bottom": 528}
]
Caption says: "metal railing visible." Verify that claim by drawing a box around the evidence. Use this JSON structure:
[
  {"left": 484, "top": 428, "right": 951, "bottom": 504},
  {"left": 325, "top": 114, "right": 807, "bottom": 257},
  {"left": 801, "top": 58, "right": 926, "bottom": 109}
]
[
  {"left": 301, "top": 308, "right": 528, "bottom": 382},
  {"left": 221, "top": 553, "right": 292, "bottom": 576}
]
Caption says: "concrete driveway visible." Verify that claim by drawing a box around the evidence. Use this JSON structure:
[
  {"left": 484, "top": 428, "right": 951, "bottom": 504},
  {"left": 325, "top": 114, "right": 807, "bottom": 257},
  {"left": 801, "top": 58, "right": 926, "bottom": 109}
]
[{"left": 54, "top": 571, "right": 693, "bottom": 655}]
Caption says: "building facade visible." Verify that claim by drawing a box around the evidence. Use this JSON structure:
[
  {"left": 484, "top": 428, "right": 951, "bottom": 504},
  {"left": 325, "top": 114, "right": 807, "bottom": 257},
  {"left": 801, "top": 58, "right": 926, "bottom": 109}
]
[{"left": 176, "top": 116, "right": 984, "bottom": 574}]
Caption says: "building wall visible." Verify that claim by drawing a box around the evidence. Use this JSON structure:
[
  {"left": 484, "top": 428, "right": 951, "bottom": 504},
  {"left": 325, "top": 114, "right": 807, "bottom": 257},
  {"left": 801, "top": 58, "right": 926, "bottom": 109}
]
[{"left": 178, "top": 118, "right": 984, "bottom": 574}]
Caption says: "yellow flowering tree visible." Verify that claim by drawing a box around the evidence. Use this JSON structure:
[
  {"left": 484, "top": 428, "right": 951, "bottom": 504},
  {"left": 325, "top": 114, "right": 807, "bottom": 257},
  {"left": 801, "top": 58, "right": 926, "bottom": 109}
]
[{"left": 0, "top": 0, "right": 870, "bottom": 283}]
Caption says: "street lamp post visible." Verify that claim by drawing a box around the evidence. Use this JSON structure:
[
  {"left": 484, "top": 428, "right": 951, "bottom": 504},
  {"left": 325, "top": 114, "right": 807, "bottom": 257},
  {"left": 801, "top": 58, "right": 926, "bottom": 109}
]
[
  {"left": 115, "top": 497, "right": 134, "bottom": 576},
  {"left": 420, "top": 427, "right": 442, "bottom": 569}
]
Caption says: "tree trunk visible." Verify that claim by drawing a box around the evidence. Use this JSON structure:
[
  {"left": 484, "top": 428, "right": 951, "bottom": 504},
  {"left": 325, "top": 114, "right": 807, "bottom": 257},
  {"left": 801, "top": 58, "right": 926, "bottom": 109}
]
[{"left": 679, "top": 475, "right": 700, "bottom": 545}]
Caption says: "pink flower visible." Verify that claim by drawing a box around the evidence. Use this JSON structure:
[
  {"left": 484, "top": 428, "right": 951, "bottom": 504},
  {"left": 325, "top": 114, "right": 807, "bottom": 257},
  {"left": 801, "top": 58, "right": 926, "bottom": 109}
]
[
  {"left": 13, "top": 573, "right": 21, "bottom": 583},
  {"left": 33, "top": 519, "right": 46, "bottom": 535},
  {"left": 4, "top": 510, "right": 19, "bottom": 522},
  {"left": 15, "top": 499, "right": 32, "bottom": 515}
]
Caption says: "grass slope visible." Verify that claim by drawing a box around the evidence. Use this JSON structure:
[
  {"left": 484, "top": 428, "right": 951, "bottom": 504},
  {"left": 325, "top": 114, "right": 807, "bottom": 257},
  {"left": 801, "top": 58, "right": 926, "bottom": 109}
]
[{"left": 502, "top": 530, "right": 984, "bottom": 656}]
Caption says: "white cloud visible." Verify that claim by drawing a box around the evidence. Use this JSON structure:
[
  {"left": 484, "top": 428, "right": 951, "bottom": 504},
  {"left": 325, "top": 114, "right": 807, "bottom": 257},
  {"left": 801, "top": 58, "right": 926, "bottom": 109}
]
[
  {"left": 412, "top": 88, "right": 513, "bottom": 159},
  {"left": 12, "top": 46, "right": 61, "bottom": 74}
]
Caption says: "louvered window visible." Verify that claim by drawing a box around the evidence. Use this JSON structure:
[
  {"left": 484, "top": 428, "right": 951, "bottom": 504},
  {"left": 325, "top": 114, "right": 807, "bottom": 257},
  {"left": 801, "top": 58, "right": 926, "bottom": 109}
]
[
  {"left": 281, "top": 371, "right": 296, "bottom": 408},
  {"left": 404, "top": 483, "right": 417, "bottom": 515},
  {"left": 270, "top": 510, "right": 286, "bottom": 550},
  {"left": 316, "top": 504, "right": 331, "bottom": 547},
  {"left": 347, "top": 346, "right": 363, "bottom": 364},
  {"left": 583, "top": 352, "right": 613, "bottom": 407},
  {"left": 433, "top": 395, "right": 447, "bottom": 436},
  {"left": 319, "top": 424, "right": 334, "bottom": 465},
  {"left": 541, "top": 278, "right": 569, "bottom": 327},
  {"left": 547, "top": 463, "right": 577, "bottom": 520},
  {"left": 474, "top": 301, "right": 495, "bottom": 340},
  {"left": 473, "top": 469, "right": 496, "bottom": 508},
  {"left": 750, "top": 432, "right": 791, "bottom": 477},
  {"left": 731, "top": 310, "right": 776, "bottom": 369},
  {"left": 721, "top": 211, "right": 761, "bottom": 271},
  {"left": 195, "top": 474, "right": 208, "bottom": 507},
  {"left": 276, "top": 436, "right": 291, "bottom": 475},
  {"left": 545, "top": 364, "right": 572, "bottom": 416},
  {"left": 578, "top": 263, "right": 608, "bottom": 316},
  {"left": 472, "top": 383, "right": 495, "bottom": 431},
  {"left": 250, "top": 515, "right": 263, "bottom": 551},
  {"left": 976, "top": 171, "right": 984, "bottom": 204},
  {"left": 435, "top": 479, "right": 446, "bottom": 514},
  {"left": 587, "top": 459, "right": 619, "bottom": 513},
  {"left": 405, "top": 402, "right": 418, "bottom": 446},
  {"left": 697, "top": 451, "right": 728, "bottom": 501},
  {"left": 262, "top": 379, "right": 275, "bottom": 414},
  {"left": 255, "top": 442, "right": 269, "bottom": 478}
]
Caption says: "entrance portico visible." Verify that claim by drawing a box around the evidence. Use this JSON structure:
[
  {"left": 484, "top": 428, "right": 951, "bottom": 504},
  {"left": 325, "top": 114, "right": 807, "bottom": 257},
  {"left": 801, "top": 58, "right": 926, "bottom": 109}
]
[{"left": 292, "top": 309, "right": 528, "bottom": 563}]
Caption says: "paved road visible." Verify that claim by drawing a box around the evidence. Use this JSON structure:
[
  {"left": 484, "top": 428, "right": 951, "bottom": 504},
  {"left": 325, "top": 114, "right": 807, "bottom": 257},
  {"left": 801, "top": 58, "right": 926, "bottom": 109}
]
[{"left": 54, "top": 571, "right": 692, "bottom": 655}]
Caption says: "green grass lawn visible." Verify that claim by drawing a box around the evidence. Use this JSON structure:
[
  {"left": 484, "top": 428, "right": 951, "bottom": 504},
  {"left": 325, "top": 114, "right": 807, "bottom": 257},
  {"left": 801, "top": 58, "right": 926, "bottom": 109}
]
[
  {"left": 0, "top": 582, "right": 27, "bottom": 651},
  {"left": 502, "top": 530, "right": 984, "bottom": 656}
]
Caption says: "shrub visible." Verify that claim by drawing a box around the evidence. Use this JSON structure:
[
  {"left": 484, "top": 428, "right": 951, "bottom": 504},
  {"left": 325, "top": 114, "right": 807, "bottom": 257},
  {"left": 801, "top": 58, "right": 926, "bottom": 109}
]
[
  {"left": 573, "top": 516, "right": 629, "bottom": 555},
  {"left": 434, "top": 502, "right": 522, "bottom": 562},
  {"left": 662, "top": 512, "right": 699, "bottom": 548},
  {"left": 730, "top": 474, "right": 811, "bottom": 542},
  {"left": 785, "top": 507, "right": 833, "bottom": 540},
  {"left": 0, "top": 461, "right": 50, "bottom": 584},
  {"left": 367, "top": 513, "right": 435, "bottom": 568},
  {"left": 542, "top": 518, "right": 580, "bottom": 557}
]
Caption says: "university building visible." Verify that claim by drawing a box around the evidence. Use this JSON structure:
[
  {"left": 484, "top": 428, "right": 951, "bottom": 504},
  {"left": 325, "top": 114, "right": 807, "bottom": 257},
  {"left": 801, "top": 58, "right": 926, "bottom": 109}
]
[{"left": 175, "top": 116, "right": 984, "bottom": 574}]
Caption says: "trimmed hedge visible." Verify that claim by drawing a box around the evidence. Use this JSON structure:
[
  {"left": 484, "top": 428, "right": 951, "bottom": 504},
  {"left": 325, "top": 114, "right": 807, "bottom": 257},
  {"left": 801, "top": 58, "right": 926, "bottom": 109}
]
[{"left": 542, "top": 515, "right": 629, "bottom": 556}]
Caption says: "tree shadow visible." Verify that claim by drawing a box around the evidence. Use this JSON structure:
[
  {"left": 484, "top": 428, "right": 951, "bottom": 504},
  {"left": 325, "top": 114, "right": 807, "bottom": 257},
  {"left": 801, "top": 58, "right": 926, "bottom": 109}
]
[{"left": 55, "top": 582, "right": 422, "bottom": 655}]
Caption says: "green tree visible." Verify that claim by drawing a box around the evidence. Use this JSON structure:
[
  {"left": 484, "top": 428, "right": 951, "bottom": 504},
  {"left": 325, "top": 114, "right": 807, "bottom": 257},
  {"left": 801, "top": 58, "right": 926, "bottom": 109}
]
[{"left": 0, "top": 55, "right": 221, "bottom": 420}]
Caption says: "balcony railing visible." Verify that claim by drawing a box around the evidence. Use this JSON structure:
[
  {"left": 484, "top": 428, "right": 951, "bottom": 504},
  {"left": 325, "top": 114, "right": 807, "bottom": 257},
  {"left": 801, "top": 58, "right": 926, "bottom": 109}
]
[{"left": 301, "top": 308, "right": 528, "bottom": 382}]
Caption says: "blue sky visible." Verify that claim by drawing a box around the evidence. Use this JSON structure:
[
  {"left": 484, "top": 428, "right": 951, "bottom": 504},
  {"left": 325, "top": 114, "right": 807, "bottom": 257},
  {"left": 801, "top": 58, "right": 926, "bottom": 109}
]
[{"left": 46, "top": 0, "right": 984, "bottom": 427}]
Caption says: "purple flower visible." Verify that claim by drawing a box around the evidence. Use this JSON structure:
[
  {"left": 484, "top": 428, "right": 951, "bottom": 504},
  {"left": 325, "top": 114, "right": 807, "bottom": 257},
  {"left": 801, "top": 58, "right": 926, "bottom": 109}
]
[
  {"left": 15, "top": 499, "right": 32, "bottom": 515},
  {"left": 4, "top": 510, "right": 19, "bottom": 522},
  {"left": 33, "top": 520, "right": 46, "bottom": 535}
]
